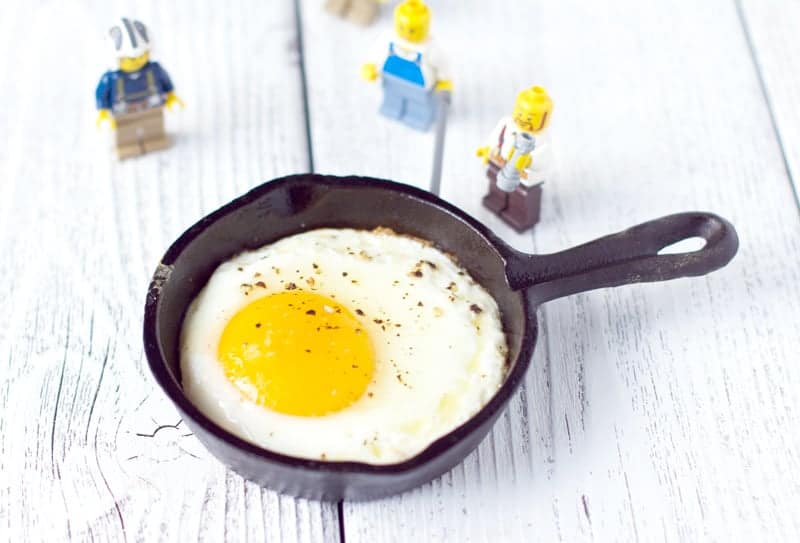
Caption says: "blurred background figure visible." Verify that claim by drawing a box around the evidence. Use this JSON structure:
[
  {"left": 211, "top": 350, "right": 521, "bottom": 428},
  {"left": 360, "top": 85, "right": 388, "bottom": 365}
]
[
  {"left": 324, "top": 0, "right": 385, "bottom": 26},
  {"left": 360, "top": 0, "right": 451, "bottom": 131},
  {"left": 95, "top": 17, "right": 184, "bottom": 159}
]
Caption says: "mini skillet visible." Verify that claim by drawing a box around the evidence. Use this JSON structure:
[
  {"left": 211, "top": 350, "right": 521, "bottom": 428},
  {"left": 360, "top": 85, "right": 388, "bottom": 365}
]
[{"left": 144, "top": 174, "right": 738, "bottom": 500}]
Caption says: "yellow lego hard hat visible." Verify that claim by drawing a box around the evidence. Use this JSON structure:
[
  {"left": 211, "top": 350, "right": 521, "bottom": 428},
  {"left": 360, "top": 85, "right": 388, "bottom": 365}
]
[
  {"left": 513, "top": 86, "right": 554, "bottom": 134},
  {"left": 395, "top": 0, "right": 431, "bottom": 43}
]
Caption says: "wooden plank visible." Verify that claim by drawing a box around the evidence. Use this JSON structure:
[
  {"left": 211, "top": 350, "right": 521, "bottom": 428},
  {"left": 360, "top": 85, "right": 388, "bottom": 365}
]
[
  {"left": 298, "top": 0, "right": 800, "bottom": 541},
  {"left": 738, "top": 0, "right": 800, "bottom": 204},
  {"left": 0, "top": 1, "right": 337, "bottom": 541},
  {"left": 299, "top": 0, "right": 556, "bottom": 539},
  {"left": 299, "top": 0, "right": 437, "bottom": 189}
]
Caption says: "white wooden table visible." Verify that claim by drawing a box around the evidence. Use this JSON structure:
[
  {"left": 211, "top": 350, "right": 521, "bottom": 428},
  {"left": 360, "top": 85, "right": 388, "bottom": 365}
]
[{"left": 2, "top": 1, "right": 799, "bottom": 541}]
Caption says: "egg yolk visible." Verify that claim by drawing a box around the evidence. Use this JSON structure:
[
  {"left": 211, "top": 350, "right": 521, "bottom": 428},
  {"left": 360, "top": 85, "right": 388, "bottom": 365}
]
[{"left": 217, "top": 291, "right": 375, "bottom": 416}]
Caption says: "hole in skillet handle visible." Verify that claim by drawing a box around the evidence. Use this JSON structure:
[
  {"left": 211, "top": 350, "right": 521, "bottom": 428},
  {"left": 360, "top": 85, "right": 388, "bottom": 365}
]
[
  {"left": 658, "top": 237, "right": 707, "bottom": 255},
  {"left": 502, "top": 212, "right": 739, "bottom": 305}
]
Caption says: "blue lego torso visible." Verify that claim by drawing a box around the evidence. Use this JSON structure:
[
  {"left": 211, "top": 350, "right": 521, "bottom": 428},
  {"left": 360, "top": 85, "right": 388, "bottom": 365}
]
[
  {"left": 95, "top": 61, "right": 174, "bottom": 114},
  {"left": 382, "top": 43, "right": 425, "bottom": 87}
]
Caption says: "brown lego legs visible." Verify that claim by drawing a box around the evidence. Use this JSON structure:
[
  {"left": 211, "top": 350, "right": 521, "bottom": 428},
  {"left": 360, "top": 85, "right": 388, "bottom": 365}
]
[
  {"left": 324, "top": 0, "right": 350, "bottom": 16},
  {"left": 501, "top": 184, "right": 542, "bottom": 232},
  {"left": 324, "top": 0, "right": 379, "bottom": 25},
  {"left": 481, "top": 164, "right": 543, "bottom": 233},
  {"left": 114, "top": 107, "right": 170, "bottom": 159},
  {"left": 482, "top": 162, "right": 508, "bottom": 212},
  {"left": 482, "top": 176, "right": 508, "bottom": 212}
]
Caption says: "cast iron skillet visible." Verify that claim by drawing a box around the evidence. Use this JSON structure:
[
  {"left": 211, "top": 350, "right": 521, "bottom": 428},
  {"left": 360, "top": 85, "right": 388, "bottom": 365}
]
[{"left": 143, "top": 174, "right": 738, "bottom": 501}]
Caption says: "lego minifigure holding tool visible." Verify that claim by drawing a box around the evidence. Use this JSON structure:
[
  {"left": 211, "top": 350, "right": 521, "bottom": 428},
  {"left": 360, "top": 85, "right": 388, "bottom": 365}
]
[
  {"left": 361, "top": 0, "right": 452, "bottom": 132},
  {"left": 477, "top": 86, "right": 553, "bottom": 232}
]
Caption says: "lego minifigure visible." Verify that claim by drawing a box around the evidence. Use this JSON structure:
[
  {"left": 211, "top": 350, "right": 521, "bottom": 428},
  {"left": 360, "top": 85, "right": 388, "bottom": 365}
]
[
  {"left": 476, "top": 86, "right": 554, "bottom": 232},
  {"left": 361, "top": 0, "right": 451, "bottom": 131},
  {"left": 95, "top": 18, "right": 184, "bottom": 159},
  {"left": 325, "top": 0, "right": 385, "bottom": 26}
]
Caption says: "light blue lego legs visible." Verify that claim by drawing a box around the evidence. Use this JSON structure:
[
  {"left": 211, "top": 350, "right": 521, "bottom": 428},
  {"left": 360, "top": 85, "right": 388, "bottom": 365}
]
[
  {"left": 403, "top": 93, "right": 437, "bottom": 131},
  {"left": 380, "top": 76, "right": 438, "bottom": 131},
  {"left": 379, "top": 83, "right": 405, "bottom": 120}
]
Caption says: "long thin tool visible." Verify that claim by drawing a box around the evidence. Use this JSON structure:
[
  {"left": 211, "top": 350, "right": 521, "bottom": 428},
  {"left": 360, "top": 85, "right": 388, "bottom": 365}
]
[{"left": 430, "top": 90, "right": 452, "bottom": 196}]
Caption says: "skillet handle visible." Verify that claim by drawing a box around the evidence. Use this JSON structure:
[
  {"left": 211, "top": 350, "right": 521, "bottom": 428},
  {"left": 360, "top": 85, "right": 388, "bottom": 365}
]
[{"left": 504, "top": 212, "right": 738, "bottom": 304}]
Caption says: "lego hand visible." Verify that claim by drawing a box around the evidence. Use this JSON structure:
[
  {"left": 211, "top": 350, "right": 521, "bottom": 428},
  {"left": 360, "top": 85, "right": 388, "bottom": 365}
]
[
  {"left": 165, "top": 92, "right": 185, "bottom": 110},
  {"left": 515, "top": 154, "right": 532, "bottom": 171},
  {"left": 476, "top": 145, "right": 490, "bottom": 164},
  {"left": 434, "top": 80, "right": 453, "bottom": 92},
  {"left": 360, "top": 63, "right": 379, "bottom": 82},
  {"left": 95, "top": 109, "right": 116, "bottom": 129}
]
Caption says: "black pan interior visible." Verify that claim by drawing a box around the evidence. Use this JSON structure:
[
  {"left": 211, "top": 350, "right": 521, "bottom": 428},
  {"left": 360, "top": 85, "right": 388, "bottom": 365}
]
[{"left": 152, "top": 175, "right": 532, "bottom": 430}]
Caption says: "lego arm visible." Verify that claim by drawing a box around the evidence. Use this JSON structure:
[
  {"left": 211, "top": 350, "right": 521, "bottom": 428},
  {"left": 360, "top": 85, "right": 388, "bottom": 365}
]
[
  {"left": 152, "top": 62, "right": 184, "bottom": 110},
  {"left": 95, "top": 72, "right": 116, "bottom": 128},
  {"left": 428, "top": 40, "right": 452, "bottom": 92},
  {"left": 361, "top": 34, "right": 388, "bottom": 83},
  {"left": 521, "top": 138, "right": 550, "bottom": 185},
  {"left": 476, "top": 118, "right": 508, "bottom": 163}
]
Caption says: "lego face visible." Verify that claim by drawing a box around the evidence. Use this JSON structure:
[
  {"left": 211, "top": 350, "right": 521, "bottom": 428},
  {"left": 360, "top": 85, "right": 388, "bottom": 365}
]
[
  {"left": 394, "top": 0, "right": 430, "bottom": 43},
  {"left": 512, "top": 86, "right": 553, "bottom": 133},
  {"left": 119, "top": 52, "right": 150, "bottom": 73}
]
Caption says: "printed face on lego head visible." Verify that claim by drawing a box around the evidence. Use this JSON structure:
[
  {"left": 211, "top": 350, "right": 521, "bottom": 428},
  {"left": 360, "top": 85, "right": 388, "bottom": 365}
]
[
  {"left": 513, "top": 109, "right": 548, "bottom": 133},
  {"left": 119, "top": 52, "right": 150, "bottom": 73},
  {"left": 394, "top": 0, "right": 430, "bottom": 43},
  {"left": 513, "top": 86, "right": 553, "bottom": 134}
]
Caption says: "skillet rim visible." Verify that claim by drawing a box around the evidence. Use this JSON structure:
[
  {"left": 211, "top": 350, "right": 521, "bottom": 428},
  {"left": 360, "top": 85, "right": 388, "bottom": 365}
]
[{"left": 143, "top": 173, "right": 536, "bottom": 476}]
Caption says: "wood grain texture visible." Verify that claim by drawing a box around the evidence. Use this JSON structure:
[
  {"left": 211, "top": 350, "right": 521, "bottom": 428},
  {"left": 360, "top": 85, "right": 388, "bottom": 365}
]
[
  {"left": 301, "top": 0, "right": 800, "bottom": 541},
  {"left": 3, "top": 0, "right": 800, "bottom": 541},
  {"left": 0, "top": 1, "right": 337, "bottom": 541},
  {"left": 299, "top": 0, "right": 438, "bottom": 190},
  {"left": 738, "top": 0, "right": 800, "bottom": 204}
]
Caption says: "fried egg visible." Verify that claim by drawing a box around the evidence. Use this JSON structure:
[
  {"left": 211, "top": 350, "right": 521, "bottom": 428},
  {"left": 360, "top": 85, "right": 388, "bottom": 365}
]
[{"left": 180, "top": 228, "right": 508, "bottom": 464}]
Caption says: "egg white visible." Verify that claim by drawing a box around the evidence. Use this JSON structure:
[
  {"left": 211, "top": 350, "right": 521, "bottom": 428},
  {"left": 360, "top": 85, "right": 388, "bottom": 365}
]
[{"left": 180, "top": 228, "right": 508, "bottom": 464}]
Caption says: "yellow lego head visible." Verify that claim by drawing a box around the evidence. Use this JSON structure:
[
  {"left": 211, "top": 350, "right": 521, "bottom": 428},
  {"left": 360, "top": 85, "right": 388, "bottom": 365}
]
[
  {"left": 513, "top": 86, "right": 553, "bottom": 133},
  {"left": 119, "top": 51, "right": 150, "bottom": 73},
  {"left": 394, "top": 0, "right": 431, "bottom": 43}
]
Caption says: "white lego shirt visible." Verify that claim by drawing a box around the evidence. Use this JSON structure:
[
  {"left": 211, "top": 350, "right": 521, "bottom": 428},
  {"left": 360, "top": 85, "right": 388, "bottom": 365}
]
[
  {"left": 485, "top": 116, "right": 552, "bottom": 187},
  {"left": 370, "top": 34, "right": 449, "bottom": 91}
]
